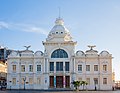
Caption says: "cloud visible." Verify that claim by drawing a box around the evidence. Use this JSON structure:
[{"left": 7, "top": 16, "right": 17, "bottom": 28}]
[
  {"left": 0, "top": 21, "right": 9, "bottom": 29},
  {"left": 0, "top": 21, "right": 48, "bottom": 35}
]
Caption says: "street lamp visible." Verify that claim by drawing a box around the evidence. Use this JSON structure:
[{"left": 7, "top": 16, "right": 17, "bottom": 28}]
[
  {"left": 23, "top": 77, "right": 26, "bottom": 90},
  {"left": 94, "top": 80, "right": 97, "bottom": 91},
  {"left": 17, "top": 81, "right": 19, "bottom": 89},
  {"left": 9, "top": 81, "right": 12, "bottom": 90},
  {"left": 95, "top": 83, "right": 96, "bottom": 91}
]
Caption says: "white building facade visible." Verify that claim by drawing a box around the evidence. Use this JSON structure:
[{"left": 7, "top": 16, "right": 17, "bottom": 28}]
[{"left": 7, "top": 18, "right": 113, "bottom": 90}]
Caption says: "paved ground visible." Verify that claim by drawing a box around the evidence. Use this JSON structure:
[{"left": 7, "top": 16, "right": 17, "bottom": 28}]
[{"left": 0, "top": 90, "right": 120, "bottom": 93}]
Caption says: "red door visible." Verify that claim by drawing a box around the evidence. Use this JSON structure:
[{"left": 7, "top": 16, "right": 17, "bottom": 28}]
[
  {"left": 66, "top": 76, "right": 70, "bottom": 88},
  {"left": 49, "top": 76, "right": 54, "bottom": 88},
  {"left": 56, "top": 76, "right": 63, "bottom": 88}
]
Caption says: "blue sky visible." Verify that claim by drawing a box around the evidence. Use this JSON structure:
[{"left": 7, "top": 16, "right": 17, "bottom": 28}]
[{"left": 0, "top": 0, "right": 120, "bottom": 80}]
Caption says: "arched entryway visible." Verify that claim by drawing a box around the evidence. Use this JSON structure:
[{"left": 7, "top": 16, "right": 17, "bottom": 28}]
[{"left": 49, "top": 49, "right": 70, "bottom": 88}]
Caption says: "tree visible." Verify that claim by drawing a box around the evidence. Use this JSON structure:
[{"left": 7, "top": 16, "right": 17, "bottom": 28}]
[
  {"left": 81, "top": 81, "right": 88, "bottom": 90},
  {"left": 71, "top": 81, "right": 81, "bottom": 90}
]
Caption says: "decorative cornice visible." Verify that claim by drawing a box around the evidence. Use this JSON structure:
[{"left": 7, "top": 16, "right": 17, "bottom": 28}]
[{"left": 43, "top": 41, "right": 77, "bottom": 45}]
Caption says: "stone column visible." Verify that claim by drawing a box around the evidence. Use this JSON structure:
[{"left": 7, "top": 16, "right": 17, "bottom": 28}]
[
  {"left": 54, "top": 75, "right": 56, "bottom": 88},
  {"left": 63, "top": 61, "right": 65, "bottom": 73},
  {"left": 63, "top": 61, "right": 66, "bottom": 88},
  {"left": 73, "top": 58, "right": 75, "bottom": 73},
  {"left": 44, "top": 58, "right": 46, "bottom": 73},
  {"left": 46, "top": 58, "right": 49, "bottom": 73},
  {"left": 44, "top": 57, "right": 48, "bottom": 73},
  {"left": 54, "top": 61, "right": 56, "bottom": 73},
  {"left": 44, "top": 57, "right": 49, "bottom": 89},
  {"left": 45, "top": 58, "right": 47, "bottom": 73},
  {"left": 19, "top": 59, "right": 21, "bottom": 89},
  {"left": 54, "top": 62, "right": 56, "bottom": 88},
  {"left": 63, "top": 75, "right": 66, "bottom": 88}
]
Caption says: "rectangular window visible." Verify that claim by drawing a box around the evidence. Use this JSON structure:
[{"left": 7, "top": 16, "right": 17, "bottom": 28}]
[
  {"left": 37, "top": 65, "right": 41, "bottom": 71},
  {"left": 21, "top": 77, "right": 26, "bottom": 84},
  {"left": 86, "top": 65, "right": 90, "bottom": 71},
  {"left": 103, "top": 65, "right": 107, "bottom": 71},
  {"left": 21, "top": 78, "right": 24, "bottom": 84},
  {"left": 29, "top": 65, "right": 33, "bottom": 72},
  {"left": 50, "top": 62, "right": 54, "bottom": 71},
  {"left": 94, "top": 65, "right": 98, "bottom": 71},
  {"left": 12, "top": 65, "right": 16, "bottom": 72},
  {"left": 94, "top": 78, "right": 98, "bottom": 84},
  {"left": 29, "top": 78, "right": 33, "bottom": 84},
  {"left": 60, "top": 62, "right": 63, "bottom": 71},
  {"left": 103, "top": 78, "right": 107, "bottom": 84},
  {"left": 65, "top": 62, "right": 69, "bottom": 71},
  {"left": 37, "top": 78, "right": 41, "bottom": 84},
  {"left": 78, "top": 65, "right": 82, "bottom": 71},
  {"left": 12, "top": 78, "right": 16, "bottom": 85},
  {"left": 21, "top": 65, "right": 25, "bottom": 72},
  {"left": 56, "top": 62, "right": 63, "bottom": 71},
  {"left": 86, "top": 78, "right": 90, "bottom": 85}
]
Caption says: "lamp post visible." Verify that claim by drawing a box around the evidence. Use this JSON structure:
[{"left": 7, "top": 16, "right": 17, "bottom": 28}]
[
  {"left": 17, "top": 81, "right": 19, "bottom": 89},
  {"left": 94, "top": 80, "right": 97, "bottom": 91},
  {"left": 95, "top": 83, "right": 96, "bottom": 91},
  {"left": 9, "top": 81, "right": 12, "bottom": 90},
  {"left": 23, "top": 77, "right": 26, "bottom": 90}
]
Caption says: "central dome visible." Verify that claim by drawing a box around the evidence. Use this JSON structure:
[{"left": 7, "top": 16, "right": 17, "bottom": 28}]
[{"left": 46, "top": 18, "right": 72, "bottom": 42}]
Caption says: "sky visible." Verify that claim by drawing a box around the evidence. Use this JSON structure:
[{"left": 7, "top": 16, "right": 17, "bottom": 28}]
[{"left": 0, "top": 0, "right": 120, "bottom": 80}]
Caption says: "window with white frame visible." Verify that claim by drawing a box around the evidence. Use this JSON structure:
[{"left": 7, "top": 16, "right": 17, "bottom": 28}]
[
  {"left": 12, "top": 78, "right": 16, "bottom": 85},
  {"left": 21, "top": 78, "right": 24, "bottom": 84},
  {"left": 65, "top": 62, "right": 69, "bottom": 71},
  {"left": 29, "top": 65, "right": 33, "bottom": 72},
  {"left": 37, "top": 65, "right": 41, "bottom": 72},
  {"left": 51, "top": 49, "right": 68, "bottom": 58},
  {"left": 12, "top": 65, "right": 16, "bottom": 72},
  {"left": 78, "top": 65, "right": 82, "bottom": 71},
  {"left": 37, "top": 78, "right": 41, "bottom": 84},
  {"left": 21, "top": 65, "right": 25, "bottom": 72},
  {"left": 29, "top": 78, "right": 33, "bottom": 84},
  {"left": 94, "top": 65, "right": 98, "bottom": 71},
  {"left": 103, "top": 65, "right": 107, "bottom": 71},
  {"left": 56, "top": 62, "right": 63, "bottom": 71},
  {"left": 94, "top": 78, "right": 98, "bottom": 84},
  {"left": 103, "top": 78, "right": 107, "bottom": 84},
  {"left": 86, "top": 65, "right": 90, "bottom": 71},
  {"left": 50, "top": 62, "right": 54, "bottom": 71},
  {"left": 86, "top": 78, "right": 90, "bottom": 85}
]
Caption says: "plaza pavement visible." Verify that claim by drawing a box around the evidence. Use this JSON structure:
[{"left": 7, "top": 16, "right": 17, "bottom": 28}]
[{"left": 0, "top": 90, "right": 120, "bottom": 93}]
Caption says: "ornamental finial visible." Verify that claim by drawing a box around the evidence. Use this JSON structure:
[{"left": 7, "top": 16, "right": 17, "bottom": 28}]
[
  {"left": 88, "top": 45, "right": 96, "bottom": 50},
  {"left": 58, "top": 7, "right": 61, "bottom": 19},
  {"left": 24, "top": 45, "right": 31, "bottom": 50}
]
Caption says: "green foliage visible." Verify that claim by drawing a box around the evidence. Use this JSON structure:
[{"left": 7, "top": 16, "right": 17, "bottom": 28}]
[
  {"left": 71, "top": 80, "right": 88, "bottom": 90},
  {"left": 81, "top": 81, "right": 88, "bottom": 90},
  {"left": 72, "top": 81, "right": 81, "bottom": 90}
]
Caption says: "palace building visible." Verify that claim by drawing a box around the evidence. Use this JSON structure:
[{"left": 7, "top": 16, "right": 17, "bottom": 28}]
[{"left": 7, "top": 17, "right": 113, "bottom": 90}]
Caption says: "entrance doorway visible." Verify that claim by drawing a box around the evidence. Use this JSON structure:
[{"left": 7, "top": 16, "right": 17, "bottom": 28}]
[
  {"left": 65, "top": 76, "right": 70, "bottom": 88},
  {"left": 49, "top": 76, "right": 54, "bottom": 88},
  {"left": 56, "top": 76, "right": 63, "bottom": 88},
  {"left": 49, "top": 76, "right": 70, "bottom": 88}
]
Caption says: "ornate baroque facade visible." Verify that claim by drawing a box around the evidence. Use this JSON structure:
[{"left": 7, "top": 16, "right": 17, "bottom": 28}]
[{"left": 7, "top": 18, "right": 113, "bottom": 90}]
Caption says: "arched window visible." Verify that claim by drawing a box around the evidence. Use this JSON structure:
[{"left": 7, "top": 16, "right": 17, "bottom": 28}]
[{"left": 51, "top": 49, "right": 68, "bottom": 58}]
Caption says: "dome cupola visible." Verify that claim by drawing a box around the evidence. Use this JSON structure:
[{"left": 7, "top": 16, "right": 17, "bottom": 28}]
[
  {"left": 55, "top": 18, "right": 64, "bottom": 25},
  {"left": 46, "top": 17, "right": 72, "bottom": 42}
]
